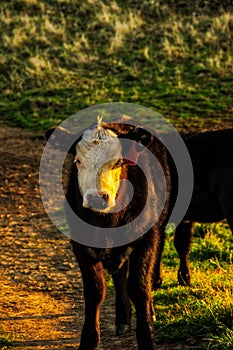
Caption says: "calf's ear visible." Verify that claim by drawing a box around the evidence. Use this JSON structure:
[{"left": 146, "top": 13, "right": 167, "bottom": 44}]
[
  {"left": 127, "top": 127, "right": 152, "bottom": 151},
  {"left": 123, "top": 127, "right": 152, "bottom": 166},
  {"left": 45, "top": 126, "right": 77, "bottom": 154}
]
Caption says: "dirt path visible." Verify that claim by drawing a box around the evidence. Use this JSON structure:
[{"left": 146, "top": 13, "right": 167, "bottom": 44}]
[{"left": 0, "top": 123, "right": 201, "bottom": 350}]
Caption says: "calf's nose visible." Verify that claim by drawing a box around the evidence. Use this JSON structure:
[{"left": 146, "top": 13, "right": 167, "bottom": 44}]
[{"left": 84, "top": 191, "right": 109, "bottom": 210}]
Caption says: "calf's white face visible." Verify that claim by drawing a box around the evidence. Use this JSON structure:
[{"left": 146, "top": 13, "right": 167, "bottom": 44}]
[{"left": 74, "top": 123, "right": 123, "bottom": 212}]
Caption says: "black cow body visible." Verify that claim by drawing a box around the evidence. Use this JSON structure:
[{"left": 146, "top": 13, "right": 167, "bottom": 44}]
[
  {"left": 47, "top": 120, "right": 178, "bottom": 350},
  {"left": 174, "top": 129, "right": 233, "bottom": 286}
]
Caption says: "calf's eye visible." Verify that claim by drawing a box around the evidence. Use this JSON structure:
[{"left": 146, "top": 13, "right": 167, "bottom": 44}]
[
  {"left": 112, "top": 159, "right": 124, "bottom": 169},
  {"left": 73, "top": 158, "right": 81, "bottom": 166}
]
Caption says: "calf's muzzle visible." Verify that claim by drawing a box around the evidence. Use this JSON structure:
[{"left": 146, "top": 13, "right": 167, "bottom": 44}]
[{"left": 84, "top": 191, "right": 110, "bottom": 210}]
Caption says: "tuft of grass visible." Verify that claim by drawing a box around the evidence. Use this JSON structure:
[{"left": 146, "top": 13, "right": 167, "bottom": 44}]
[
  {"left": 207, "top": 325, "right": 233, "bottom": 349},
  {"left": 0, "top": 328, "right": 12, "bottom": 348}
]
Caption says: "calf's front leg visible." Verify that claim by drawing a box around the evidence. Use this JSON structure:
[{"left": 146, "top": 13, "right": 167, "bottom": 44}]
[{"left": 77, "top": 259, "right": 106, "bottom": 350}]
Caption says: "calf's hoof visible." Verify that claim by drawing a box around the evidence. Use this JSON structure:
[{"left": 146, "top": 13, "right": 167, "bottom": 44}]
[
  {"left": 152, "top": 278, "right": 162, "bottom": 290},
  {"left": 115, "top": 323, "right": 131, "bottom": 336},
  {"left": 178, "top": 270, "right": 191, "bottom": 286}
]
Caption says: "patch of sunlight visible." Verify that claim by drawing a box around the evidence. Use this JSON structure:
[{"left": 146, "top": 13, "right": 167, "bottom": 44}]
[
  {"left": 207, "top": 50, "right": 233, "bottom": 74},
  {"left": 20, "top": 0, "right": 39, "bottom": 5},
  {"left": 96, "top": 2, "right": 143, "bottom": 53},
  {"left": 44, "top": 16, "right": 66, "bottom": 37},
  {"left": 109, "top": 13, "right": 143, "bottom": 53},
  {"left": 28, "top": 56, "right": 52, "bottom": 75}
]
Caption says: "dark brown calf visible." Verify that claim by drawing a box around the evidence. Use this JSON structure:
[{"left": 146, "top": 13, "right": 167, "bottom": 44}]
[
  {"left": 174, "top": 129, "right": 233, "bottom": 286},
  {"left": 46, "top": 119, "right": 177, "bottom": 350}
]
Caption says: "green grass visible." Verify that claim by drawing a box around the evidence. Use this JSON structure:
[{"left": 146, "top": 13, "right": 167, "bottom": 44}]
[
  {"left": 0, "top": 0, "right": 232, "bottom": 132},
  {"left": 156, "top": 222, "right": 233, "bottom": 348}
]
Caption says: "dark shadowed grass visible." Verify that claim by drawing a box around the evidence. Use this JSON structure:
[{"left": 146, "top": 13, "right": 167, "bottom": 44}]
[{"left": 0, "top": 331, "right": 12, "bottom": 348}]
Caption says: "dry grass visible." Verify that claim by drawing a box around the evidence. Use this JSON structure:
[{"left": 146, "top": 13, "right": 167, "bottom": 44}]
[
  {"left": 162, "top": 11, "right": 233, "bottom": 73},
  {"left": 1, "top": 1, "right": 232, "bottom": 92}
]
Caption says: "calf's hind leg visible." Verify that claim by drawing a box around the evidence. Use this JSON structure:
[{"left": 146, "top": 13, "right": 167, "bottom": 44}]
[
  {"left": 127, "top": 233, "right": 157, "bottom": 350},
  {"left": 112, "top": 260, "right": 132, "bottom": 336},
  {"left": 174, "top": 221, "right": 194, "bottom": 286}
]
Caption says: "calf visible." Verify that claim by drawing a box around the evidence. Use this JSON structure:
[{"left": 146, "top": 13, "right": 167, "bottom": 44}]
[
  {"left": 46, "top": 117, "right": 177, "bottom": 350},
  {"left": 174, "top": 129, "right": 233, "bottom": 286}
]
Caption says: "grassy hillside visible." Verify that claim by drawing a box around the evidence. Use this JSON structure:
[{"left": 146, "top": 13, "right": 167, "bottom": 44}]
[
  {"left": 0, "top": 0, "right": 232, "bottom": 132},
  {"left": 0, "top": 1, "right": 232, "bottom": 349}
]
